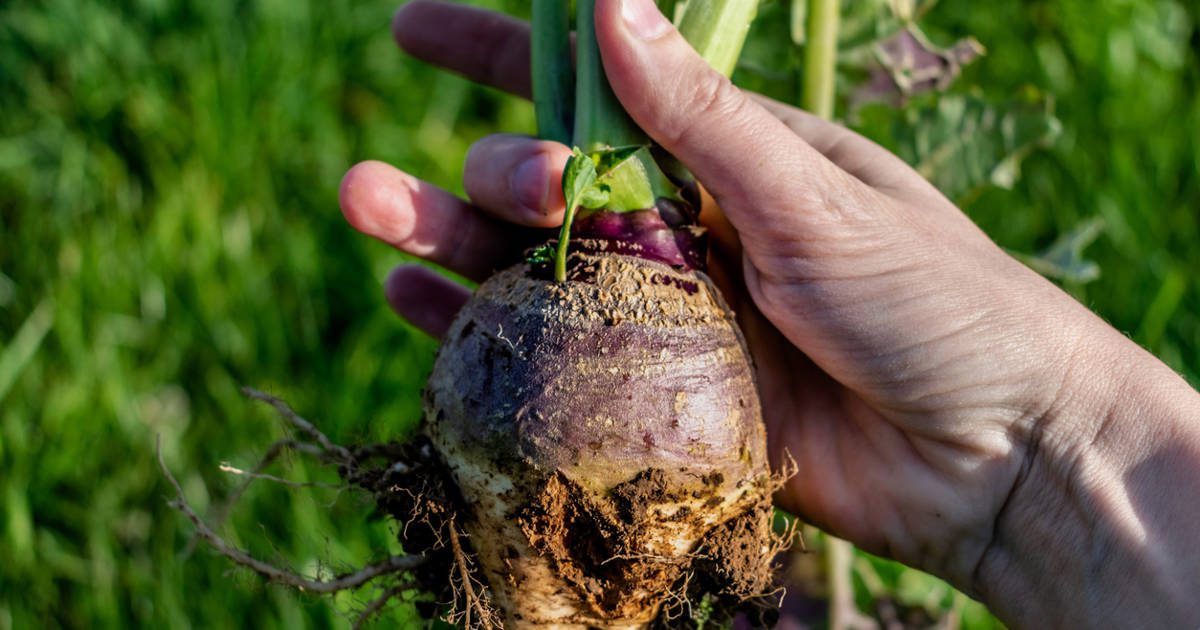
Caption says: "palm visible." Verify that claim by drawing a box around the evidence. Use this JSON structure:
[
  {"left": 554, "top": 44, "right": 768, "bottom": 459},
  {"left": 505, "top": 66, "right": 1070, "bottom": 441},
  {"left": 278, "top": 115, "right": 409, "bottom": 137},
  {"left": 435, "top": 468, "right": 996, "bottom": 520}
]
[{"left": 705, "top": 218, "right": 1013, "bottom": 578}]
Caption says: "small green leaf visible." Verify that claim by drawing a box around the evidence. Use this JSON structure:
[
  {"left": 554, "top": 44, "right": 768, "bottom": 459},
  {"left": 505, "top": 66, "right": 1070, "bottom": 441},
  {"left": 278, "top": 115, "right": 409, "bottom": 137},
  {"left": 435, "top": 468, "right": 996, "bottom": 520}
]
[
  {"left": 562, "top": 147, "right": 598, "bottom": 214},
  {"left": 551, "top": 144, "right": 685, "bottom": 282},
  {"left": 525, "top": 244, "right": 554, "bottom": 265},
  {"left": 554, "top": 147, "right": 601, "bottom": 282},
  {"left": 591, "top": 146, "right": 677, "bottom": 211},
  {"left": 579, "top": 186, "right": 609, "bottom": 209},
  {"left": 595, "top": 153, "right": 653, "bottom": 211}
]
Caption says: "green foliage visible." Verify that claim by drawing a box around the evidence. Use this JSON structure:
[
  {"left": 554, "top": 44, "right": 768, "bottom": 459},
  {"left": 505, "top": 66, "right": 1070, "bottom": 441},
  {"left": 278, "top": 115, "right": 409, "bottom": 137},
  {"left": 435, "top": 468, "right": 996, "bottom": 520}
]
[
  {"left": 854, "top": 552, "right": 1005, "bottom": 630},
  {"left": 531, "top": 0, "right": 575, "bottom": 144},
  {"left": 924, "top": 0, "right": 1199, "bottom": 373},
  {"left": 0, "top": 0, "right": 1197, "bottom": 629},
  {"left": 1016, "top": 217, "right": 1104, "bottom": 284},
  {"left": 858, "top": 93, "right": 1063, "bottom": 203},
  {"left": 0, "top": 0, "right": 526, "bottom": 626}
]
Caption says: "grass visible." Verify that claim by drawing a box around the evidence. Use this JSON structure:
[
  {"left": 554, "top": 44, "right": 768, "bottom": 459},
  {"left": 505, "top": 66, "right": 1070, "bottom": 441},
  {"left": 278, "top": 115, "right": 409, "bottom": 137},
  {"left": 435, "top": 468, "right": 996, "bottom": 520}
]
[{"left": 0, "top": 0, "right": 1195, "bottom": 627}]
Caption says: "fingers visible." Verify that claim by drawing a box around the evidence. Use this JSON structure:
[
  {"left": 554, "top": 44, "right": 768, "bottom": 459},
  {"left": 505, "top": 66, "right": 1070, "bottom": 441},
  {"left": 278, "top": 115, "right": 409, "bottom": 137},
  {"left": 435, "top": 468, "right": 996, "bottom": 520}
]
[
  {"left": 464, "top": 135, "right": 572, "bottom": 228},
  {"left": 384, "top": 264, "right": 471, "bottom": 338},
  {"left": 393, "top": 0, "right": 534, "bottom": 99},
  {"left": 391, "top": 0, "right": 944, "bottom": 209},
  {"left": 339, "top": 160, "right": 525, "bottom": 281},
  {"left": 592, "top": 0, "right": 888, "bottom": 256}
]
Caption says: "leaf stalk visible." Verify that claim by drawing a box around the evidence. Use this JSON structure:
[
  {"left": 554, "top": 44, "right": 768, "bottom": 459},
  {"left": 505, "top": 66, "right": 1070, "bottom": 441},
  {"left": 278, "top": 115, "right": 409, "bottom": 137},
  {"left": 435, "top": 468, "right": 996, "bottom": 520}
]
[
  {"left": 531, "top": 0, "right": 574, "bottom": 144},
  {"left": 802, "top": 0, "right": 840, "bottom": 119},
  {"left": 573, "top": 0, "right": 649, "bottom": 151},
  {"left": 537, "top": 0, "right": 761, "bottom": 281}
]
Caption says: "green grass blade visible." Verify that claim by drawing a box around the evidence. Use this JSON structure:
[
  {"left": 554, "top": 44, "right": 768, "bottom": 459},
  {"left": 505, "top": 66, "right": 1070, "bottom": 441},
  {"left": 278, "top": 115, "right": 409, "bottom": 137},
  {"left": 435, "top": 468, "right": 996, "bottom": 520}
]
[{"left": 0, "top": 298, "right": 54, "bottom": 404}]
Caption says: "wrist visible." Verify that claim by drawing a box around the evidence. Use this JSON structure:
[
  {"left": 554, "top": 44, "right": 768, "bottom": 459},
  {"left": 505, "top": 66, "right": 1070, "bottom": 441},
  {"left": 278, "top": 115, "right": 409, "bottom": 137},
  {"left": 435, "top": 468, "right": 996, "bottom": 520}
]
[{"left": 974, "top": 310, "right": 1200, "bottom": 627}]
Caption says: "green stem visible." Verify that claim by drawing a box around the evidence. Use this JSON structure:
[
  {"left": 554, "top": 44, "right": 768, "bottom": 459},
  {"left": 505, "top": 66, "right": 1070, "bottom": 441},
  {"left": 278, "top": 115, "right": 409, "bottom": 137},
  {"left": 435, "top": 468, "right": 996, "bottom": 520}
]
[
  {"left": 550, "top": 0, "right": 762, "bottom": 282},
  {"left": 573, "top": 0, "right": 647, "bottom": 151},
  {"left": 675, "top": 0, "right": 759, "bottom": 78},
  {"left": 802, "top": 0, "right": 840, "bottom": 119},
  {"left": 553, "top": 209, "right": 575, "bottom": 283},
  {"left": 572, "top": 0, "right": 761, "bottom": 149},
  {"left": 531, "top": 0, "right": 573, "bottom": 144}
]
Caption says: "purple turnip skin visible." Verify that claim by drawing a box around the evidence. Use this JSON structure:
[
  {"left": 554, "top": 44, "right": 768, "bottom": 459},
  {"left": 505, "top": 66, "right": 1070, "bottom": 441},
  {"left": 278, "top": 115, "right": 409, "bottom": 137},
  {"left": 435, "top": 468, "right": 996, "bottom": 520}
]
[
  {"left": 424, "top": 247, "right": 776, "bottom": 628},
  {"left": 570, "top": 203, "right": 707, "bottom": 271}
]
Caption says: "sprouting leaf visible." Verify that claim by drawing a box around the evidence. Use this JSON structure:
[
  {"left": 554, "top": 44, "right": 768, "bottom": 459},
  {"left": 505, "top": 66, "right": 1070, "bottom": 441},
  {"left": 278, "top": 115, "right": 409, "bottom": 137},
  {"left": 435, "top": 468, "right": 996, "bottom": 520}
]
[
  {"left": 593, "top": 147, "right": 655, "bottom": 211},
  {"left": 579, "top": 186, "right": 609, "bottom": 209},
  {"left": 554, "top": 147, "right": 600, "bottom": 282},
  {"left": 691, "top": 591, "right": 716, "bottom": 628},
  {"left": 551, "top": 144, "right": 682, "bottom": 281},
  {"left": 1015, "top": 217, "right": 1105, "bottom": 284},
  {"left": 894, "top": 93, "right": 1061, "bottom": 202},
  {"left": 562, "top": 147, "right": 598, "bottom": 215},
  {"left": 588, "top": 145, "right": 678, "bottom": 212},
  {"left": 525, "top": 243, "right": 554, "bottom": 265}
]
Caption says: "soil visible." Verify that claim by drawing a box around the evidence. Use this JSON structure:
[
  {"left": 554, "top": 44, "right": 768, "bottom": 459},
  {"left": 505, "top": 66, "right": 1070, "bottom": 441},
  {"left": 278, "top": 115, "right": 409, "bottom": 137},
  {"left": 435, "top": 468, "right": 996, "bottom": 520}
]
[
  {"left": 517, "top": 468, "right": 781, "bottom": 626},
  {"left": 353, "top": 442, "right": 784, "bottom": 627}
]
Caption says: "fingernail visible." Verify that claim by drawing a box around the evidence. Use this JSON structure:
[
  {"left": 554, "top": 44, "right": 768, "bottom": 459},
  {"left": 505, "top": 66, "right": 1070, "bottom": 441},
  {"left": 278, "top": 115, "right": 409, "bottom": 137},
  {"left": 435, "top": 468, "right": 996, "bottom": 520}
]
[
  {"left": 511, "top": 153, "right": 551, "bottom": 216},
  {"left": 621, "top": 0, "right": 671, "bottom": 40}
]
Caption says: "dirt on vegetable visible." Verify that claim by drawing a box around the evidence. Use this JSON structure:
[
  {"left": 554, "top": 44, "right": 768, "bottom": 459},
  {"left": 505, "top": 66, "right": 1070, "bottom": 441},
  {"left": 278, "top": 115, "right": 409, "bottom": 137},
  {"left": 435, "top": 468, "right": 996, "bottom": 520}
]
[{"left": 417, "top": 252, "right": 787, "bottom": 627}]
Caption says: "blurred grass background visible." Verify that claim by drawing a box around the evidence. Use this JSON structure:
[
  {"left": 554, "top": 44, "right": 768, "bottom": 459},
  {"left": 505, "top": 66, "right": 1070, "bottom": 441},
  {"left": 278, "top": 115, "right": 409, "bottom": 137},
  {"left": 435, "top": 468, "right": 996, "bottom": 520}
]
[{"left": 0, "top": 0, "right": 1195, "bottom": 627}]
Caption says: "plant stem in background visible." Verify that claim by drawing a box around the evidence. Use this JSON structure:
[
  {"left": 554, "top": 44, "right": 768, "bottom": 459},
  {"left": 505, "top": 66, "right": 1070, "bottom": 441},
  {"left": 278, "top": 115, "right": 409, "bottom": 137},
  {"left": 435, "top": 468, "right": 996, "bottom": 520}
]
[
  {"left": 802, "top": 0, "right": 840, "bottom": 118},
  {"left": 531, "top": 0, "right": 574, "bottom": 144},
  {"left": 674, "top": 0, "right": 760, "bottom": 77}
]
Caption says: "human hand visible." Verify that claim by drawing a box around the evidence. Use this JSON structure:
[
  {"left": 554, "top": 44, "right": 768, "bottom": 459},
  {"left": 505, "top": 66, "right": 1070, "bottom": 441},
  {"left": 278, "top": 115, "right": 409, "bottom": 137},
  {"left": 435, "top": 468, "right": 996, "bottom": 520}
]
[{"left": 339, "top": 1, "right": 1200, "bottom": 625}]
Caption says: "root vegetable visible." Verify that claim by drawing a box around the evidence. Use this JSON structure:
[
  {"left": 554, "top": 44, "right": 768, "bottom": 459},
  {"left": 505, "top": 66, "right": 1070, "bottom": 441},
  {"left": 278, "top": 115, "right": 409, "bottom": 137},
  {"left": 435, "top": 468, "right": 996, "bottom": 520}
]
[{"left": 425, "top": 249, "right": 778, "bottom": 627}]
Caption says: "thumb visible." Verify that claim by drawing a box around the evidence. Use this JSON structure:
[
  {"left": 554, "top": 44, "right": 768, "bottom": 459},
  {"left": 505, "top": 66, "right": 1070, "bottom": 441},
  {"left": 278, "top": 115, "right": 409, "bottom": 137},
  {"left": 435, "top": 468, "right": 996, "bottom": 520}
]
[{"left": 593, "top": 0, "right": 882, "bottom": 253}]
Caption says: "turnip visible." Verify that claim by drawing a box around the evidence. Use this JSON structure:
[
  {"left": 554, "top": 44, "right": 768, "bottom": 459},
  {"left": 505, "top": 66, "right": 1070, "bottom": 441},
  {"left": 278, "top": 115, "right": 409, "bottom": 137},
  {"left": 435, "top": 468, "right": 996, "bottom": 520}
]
[{"left": 420, "top": 1, "right": 782, "bottom": 626}]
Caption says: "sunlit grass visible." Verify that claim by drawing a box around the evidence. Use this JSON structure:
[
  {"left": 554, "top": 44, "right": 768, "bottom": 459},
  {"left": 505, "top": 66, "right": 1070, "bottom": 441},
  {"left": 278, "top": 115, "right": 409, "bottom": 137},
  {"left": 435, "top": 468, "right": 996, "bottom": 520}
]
[{"left": 0, "top": 0, "right": 1195, "bottom": 627}]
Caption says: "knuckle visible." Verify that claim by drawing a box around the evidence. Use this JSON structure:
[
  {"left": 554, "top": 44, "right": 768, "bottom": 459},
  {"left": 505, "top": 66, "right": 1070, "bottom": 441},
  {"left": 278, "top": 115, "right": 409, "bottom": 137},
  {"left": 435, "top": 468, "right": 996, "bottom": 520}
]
[
  {"left": 487, "top": 23, "right": 529, "bottom": 93},
  {"left": 462, "top": 144, "right": 488, "bottom": 201},
  {"left": 462, "top": 135, "right": 512, "bottom": 199},
  {"left": 662, "top": 73, "right": 747, "bottom": 146},
  {"left": 442, "top": 208, "right": 480, "bottom": 271}
]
